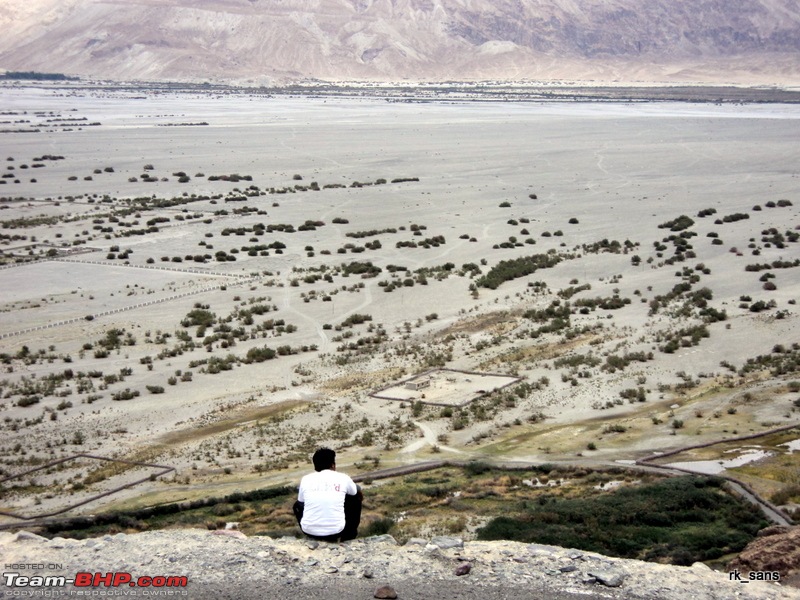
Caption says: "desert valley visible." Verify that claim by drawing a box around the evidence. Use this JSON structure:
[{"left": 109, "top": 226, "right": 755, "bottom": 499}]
[{"left": 0, "top": 81, "right": 797, "bottom": 558}]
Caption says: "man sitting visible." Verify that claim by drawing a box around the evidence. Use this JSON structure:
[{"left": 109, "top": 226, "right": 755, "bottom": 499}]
[{"left": 293, "top": 447, "right": 362, "bottom": 542}]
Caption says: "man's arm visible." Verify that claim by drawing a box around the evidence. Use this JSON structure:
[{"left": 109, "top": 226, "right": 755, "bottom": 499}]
[{"left": 344, "top": 475, "right": 361, "bottom": 498}]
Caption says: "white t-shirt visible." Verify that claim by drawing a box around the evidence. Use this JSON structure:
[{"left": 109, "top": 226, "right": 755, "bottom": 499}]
[{"left": 298, "top": 469, "right": 358, "bottom": 536}]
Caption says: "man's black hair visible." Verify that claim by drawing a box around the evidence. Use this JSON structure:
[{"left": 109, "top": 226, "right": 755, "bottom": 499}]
[{"left": 312, "top": 447, "right": 336, "bottom": 472}]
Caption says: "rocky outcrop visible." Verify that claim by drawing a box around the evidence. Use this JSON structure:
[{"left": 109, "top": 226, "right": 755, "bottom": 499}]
[
  {"left": 2, "top": 528, "right": 799, "bottom": 599},
  {"left": 729, "top": 526, "right": 800, "bottom": 589},
  {"left": 0, "top": 0, "right": 799, "bottom": 84}
]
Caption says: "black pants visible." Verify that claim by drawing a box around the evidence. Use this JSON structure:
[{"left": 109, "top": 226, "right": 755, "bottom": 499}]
[{"left": 293, "top": 492, "right": 362, "bottom": 542}]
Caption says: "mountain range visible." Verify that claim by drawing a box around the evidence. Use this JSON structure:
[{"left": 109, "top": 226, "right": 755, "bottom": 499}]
[{"left": 1, "top": 0, "right": 799, "bottom": 85}]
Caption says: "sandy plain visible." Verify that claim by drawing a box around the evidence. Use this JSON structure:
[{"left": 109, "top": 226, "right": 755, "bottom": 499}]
[{"left": 0, "top": 84, "right": 798, "bottom": 522}]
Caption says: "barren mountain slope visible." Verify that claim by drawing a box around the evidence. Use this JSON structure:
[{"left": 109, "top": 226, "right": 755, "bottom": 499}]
[{"left": 0, "top": 0, "right": 799, "bottom": 83}]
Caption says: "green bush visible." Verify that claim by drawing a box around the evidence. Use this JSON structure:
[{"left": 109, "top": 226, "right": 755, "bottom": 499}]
[
  {"left": 770, "top": 484, "right": 800, "bottom": 505},
  {"left": 464, "top": 461, "right": 492, "bottom": 476},
  {"left": 658, "top": 215, "right": 695, "bottom": 232},
  {"left": 365, "top": 516, "right": 395, "bottom": 537},
  {"left": 244, "top": 346, "right": 277, "bottom": 363},
  {"left": 476, "top": 253, "right": 562, "bottom": 290},
  {"left": 211, "top": 503, "right": 237, "bottom": 516},
  {"left": 17, "top": 395, "right": 41, "bottom": 407},
  {"left": 477, "top": 476, "right": 766, "bottom": 564}
]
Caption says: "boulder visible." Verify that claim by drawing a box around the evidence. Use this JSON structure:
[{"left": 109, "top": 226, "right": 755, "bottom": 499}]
[{"left": 728, "top": 525, "right": 800, "bottom": 587}]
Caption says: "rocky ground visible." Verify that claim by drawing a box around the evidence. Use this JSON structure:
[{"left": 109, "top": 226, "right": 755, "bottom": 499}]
[{"left": 2, "top": 529, "right": 799, "bottom": 600}]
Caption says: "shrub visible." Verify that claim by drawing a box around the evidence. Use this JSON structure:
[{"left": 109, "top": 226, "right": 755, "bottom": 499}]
[
  {"left": 365, "top": 516, "right": 395, "bottom": 536},
  {"left": 17, "top": 395, "right": 41, "bottom": 407},
  {"left": 113, "top": 389, "right": 140, "bottom": 401},
  {"left": 464, "top": 461, "right": 492, "bottom": 476},
  {"left": 477, "top": 476, "right": 764, "bottom": 564},
  {"left": 212, "top": 503, "right": 237, "bottom": 516},
  {"left": 770, "top": 484, "right": 800, "bottom": 505},
  {"left": 245, "top": 346, "right": 277, "bottom": 363},
  {"left": 658, "top": 215, "right": 694, "bottom": 232},
  {"left": 602, "top": 424, "right": 627, "bottom": 434},
  {"left": 476, "top": 253, "right": 562, "bottom": 289}
]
